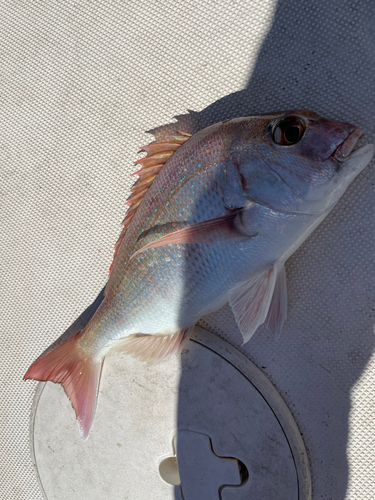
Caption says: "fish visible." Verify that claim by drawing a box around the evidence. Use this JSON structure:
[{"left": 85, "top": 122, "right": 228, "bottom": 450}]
[{"left": 24, "top": 109, "right": 374, "bottom": 439}]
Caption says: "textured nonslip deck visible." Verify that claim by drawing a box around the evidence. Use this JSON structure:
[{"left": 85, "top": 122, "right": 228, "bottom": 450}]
[{"left": 1, "top": 1, "right": 374, "bottom": 499}]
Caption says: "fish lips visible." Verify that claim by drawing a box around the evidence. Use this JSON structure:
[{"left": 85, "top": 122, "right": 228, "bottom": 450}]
[
  {"left": 334, "top": 127, "right": 363, "bottom": 159},
  {"left": 333, "top": 128, "right": 374, "bottom": 189},
  {"left": 321, "top": 129, "right": 374, "bottom": 212},
  {"left": 334, "top": 127, "right": 374, "bottom": 164},
  {"left": 299, "top": 129, "right": 374, "bottom": 215}
]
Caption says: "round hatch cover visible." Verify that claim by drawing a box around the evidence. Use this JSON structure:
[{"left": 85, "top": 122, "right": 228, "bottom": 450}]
[{"left": 31, "top": 327, "right": 311, "bottom": 499}]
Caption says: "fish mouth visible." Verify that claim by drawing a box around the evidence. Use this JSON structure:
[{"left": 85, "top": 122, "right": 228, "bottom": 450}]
[{"left": 334, "top": 127, "right": 370, "bottom": 161}]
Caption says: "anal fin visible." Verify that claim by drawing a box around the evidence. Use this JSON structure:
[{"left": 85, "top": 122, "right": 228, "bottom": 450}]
[{"left": 115, "top": 327, "right": 193, "bottom": 364}]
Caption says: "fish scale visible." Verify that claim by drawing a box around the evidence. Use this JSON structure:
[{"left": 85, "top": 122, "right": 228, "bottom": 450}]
[
  {"left": 24, "top": 110, "right": 374, "bottom": 439},
  {"left": 88, "top": 124, "right": 230, "bottom": 344}
]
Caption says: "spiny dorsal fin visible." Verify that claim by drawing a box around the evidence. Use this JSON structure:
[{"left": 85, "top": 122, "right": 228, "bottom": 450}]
[{"left": 109, "top": 132, "right": 191, "bottom": 274}]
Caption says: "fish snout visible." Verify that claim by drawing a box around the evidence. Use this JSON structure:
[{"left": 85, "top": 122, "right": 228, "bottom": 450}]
[{"left": 334, "top": 127, "right": 364, "bottom": 161}]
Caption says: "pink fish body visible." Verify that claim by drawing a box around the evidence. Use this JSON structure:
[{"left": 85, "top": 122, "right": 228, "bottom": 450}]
[{"left": 25, "top": 110, "right": 374, "bottom": 439}]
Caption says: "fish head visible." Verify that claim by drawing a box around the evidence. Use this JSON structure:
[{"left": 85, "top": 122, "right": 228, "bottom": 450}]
[{"left": 231, "top": 110, "right": 374, "bottom": 214}]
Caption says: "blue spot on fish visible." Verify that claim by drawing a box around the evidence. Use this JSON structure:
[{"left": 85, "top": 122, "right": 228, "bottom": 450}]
[
  {"left": 191, "top": 184, "right": 194, "bottom": 188},
  {"left": 197, "top": 164, "right": 201, "bottom": 168}
]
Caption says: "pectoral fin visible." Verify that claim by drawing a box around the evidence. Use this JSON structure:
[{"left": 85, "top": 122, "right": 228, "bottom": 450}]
[
  {"left": 130, "top": 210, "right": 253, "bottom": 260},
  {"left": 229, "top": 264, "right": 286, "bottom": 344},
  {"left": 265, "top": 264, "right": 287, "bottom": 340}
]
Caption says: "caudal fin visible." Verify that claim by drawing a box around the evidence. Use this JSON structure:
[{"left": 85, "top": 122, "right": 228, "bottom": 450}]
[{"left": 24, "top": 332, "right": 102, "bottom": 440}]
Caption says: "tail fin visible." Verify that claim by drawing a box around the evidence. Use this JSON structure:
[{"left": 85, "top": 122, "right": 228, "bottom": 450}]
[{"left": 24, "top": 332, "right": 102, "bottom": 440}]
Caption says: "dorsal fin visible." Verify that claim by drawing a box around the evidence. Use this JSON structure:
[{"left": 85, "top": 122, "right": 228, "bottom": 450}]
[{"left": 109, "top": 132, "right": 192, "bottom": 274}]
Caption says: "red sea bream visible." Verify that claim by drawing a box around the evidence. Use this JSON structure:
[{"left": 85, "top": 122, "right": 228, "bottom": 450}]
[{"left": 24, "top": 110, "right": 374, "bottom": 439}]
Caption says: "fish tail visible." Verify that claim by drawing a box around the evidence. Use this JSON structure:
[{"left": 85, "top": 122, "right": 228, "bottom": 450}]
[{"left": 24, "top": 332, "right": 102, "bottom": 441}]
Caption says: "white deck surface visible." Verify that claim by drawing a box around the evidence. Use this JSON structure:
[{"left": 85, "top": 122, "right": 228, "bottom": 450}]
[
  {"left": 32, "top": 328, "right": 311, "bottom": 499},
  {"left": 1, "top": 1, "right": 374, "bottom": 499}
]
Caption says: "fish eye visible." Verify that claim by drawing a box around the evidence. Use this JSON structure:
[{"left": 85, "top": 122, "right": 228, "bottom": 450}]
[{"left": 272, "top": 116, "right": 306, "bottom": 146}]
